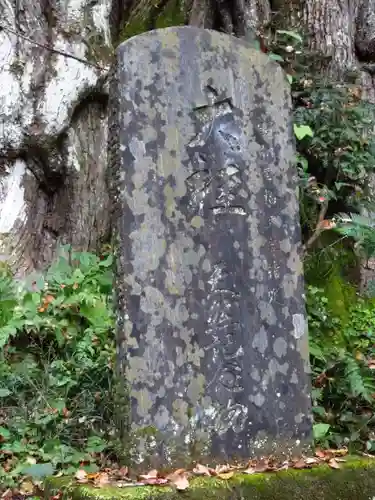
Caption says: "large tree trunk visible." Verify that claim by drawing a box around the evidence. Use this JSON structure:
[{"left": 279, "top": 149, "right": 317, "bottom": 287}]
[
  {"left": 0, "top": 0, "right": 113, "bottom": 275},
  {"left": 1, "top": 0, "right": 374, "bottom": 275}
]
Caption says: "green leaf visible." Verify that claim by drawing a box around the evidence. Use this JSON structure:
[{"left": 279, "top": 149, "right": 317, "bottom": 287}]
[
  {"left": 72, "top": 268, "right": 85, "bottom": 283},
  {"left": 294, "top": 124, "right": 314, "bottom": 140},
  {"left": 311, "top": 388, "right": 323, "bottom": 401},
  {"left": 83, "top": 463, "right": 99, "bottom": 473},
  {"left": 79, "top": 252, "right": 95, "bottom": 268},
  {"left": 308, "top": 342, "right": 325, "bottom": 361},
  {"left": 0, "top": 427, "right": 10, "bottom": 440},
  {"left": 334, "top": 182, "right": 353, "bottom": 191},
  {"left": 7, "top": 441, "right": 29, "bottom": 453},
  {"left": 268, "top": 52, "right": 284, "bottom": 62},
  {"left": 313, "top": 423, "right": 331, "bottom": 440},
  {"left": 99, "top": 254, "right": 113, "bottom": 268},
  {"left": 276, "top": 30, "right": 303, "bottom": 43},
  {"left": 312, "top": 406, "right": 326, "bottom": 417},
  {"left": 22, "top": 462, "right": 55, "bottom": 479},
  {"left": 0, "top": 388, "right": 11, "bottom": 398},
  {"left": 49, "top": 398, "right": 66, "bottom": 412},
  {"left": 296, "top": 154, "right": 308, "bottom": 171},
  {"left": 286, "top": 73, "right": 293, "bottom": 84}
]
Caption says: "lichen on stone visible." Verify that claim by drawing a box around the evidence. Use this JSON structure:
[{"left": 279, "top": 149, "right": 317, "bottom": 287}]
[{"left": 111, "top": 26, "right": 312, "bottom": 468}]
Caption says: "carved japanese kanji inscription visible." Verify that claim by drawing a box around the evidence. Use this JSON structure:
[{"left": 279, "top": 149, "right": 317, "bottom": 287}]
[
  {"left": 184, "top": 85, "right": 248, "bottom": 218},
  {"left": 112, "top": 26, "right": 312, "bottom": 470}
]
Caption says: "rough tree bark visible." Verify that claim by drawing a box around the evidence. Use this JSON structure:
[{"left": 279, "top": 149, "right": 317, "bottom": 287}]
[
  {"left": 1, "top": 0, "right": 375, "bottom": 276},
  {"left": 0, "top": 0, "right": 112, "bottom": 275}
]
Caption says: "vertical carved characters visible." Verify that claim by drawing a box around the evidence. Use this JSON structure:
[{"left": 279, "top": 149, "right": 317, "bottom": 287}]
[
  {"left": 184, "top": 85, "right": 249, "bottom": 218},
  {"left": 206, "top": 261, "right": 244, "bottom": 395},
  {"left": 182, "top": 84, "right": 249, "bottom": 438}
]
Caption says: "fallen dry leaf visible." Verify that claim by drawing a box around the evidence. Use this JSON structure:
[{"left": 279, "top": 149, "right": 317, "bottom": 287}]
[
  {"left": 94, "top": 472, "right": 110, "bottom": 488},
  {"left": 305, "top": 457, "right": 319, "bottom": 465},
  {"left": 217, "top": 471, "right": 234, "bottom": 480},
  {"left": 117, "top": 481, "right": 147, "bottom": 487},
  {"left": 331, "top": 448, "right": 348, "bottom": 457},
  {"left": 315, "top": 449, "right": 326, "bottom": 459},
  {"left": 75, "top": 469, "right": 88, "bottom": 483},
  {"left": 19, "top": 480, "right": 34, "bottom": 495},
  {"left": 254, "top": 458, "right": 269, "bottom": 473},
  {"left": 117, "top": 466, "right": 129, "bottom": 478},
  {"left": 51, "top": 493, "right": 63, "bottom": 500},
  {"left": 328, "top": 458, "right": 341, "bottom": 469},
  {"left": 293, "top": 458, "right": 309, "bottom": 469},
  {"left": 215, "top": 464, "right": 232, "bottom": 475},
  {"left": 168, "top": 471, "right": 190, "bottom": 491},
  {"left": 44, "top": 294, "right": 55, "bottom": 304},
  {"left": 174, "top": 475, "right": 190, "bottom": 491},
  {"left": 62, "top": 407, "right": 71, "bottom": 418},
  {"left": 243, "top": 467, "right": 255, "bottom": 474},
  {"left": 63, "top": 449, "right": 354, "bottom": 494},
  {"left": 318, "top": 219, "right": 336, "bottom": 230},
  {"left": 165, "top": 469, "right": 187, "bottom": 481},
  {"left": 275, "top": 461, "right": 290, "bottom": 471},
  {"left": 87, "top": 472, "right": 100, "bottom": 480},
  {"left": 139, "top": 469, "right": 159, "bottom": 480},
  {"left": 142, "top": 477, "right": 169, "bottom": 486},
  {"left": 193, "top": 463, "right": 211, "bottom": 476},
  {"left": 173, "top": 468, "right": 187, "bottom": 476}
]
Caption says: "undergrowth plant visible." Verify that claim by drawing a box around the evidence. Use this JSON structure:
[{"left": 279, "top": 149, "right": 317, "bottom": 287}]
[
  {"left": 307, "top": 284, "right": 375, "bottom": 451},
  {"left": 264, "top": 28, "right": 375, "bottom": 248},
  {"left": 294, "top": 81, "right": 375, "bottom": 242},
  {"left": 265, "top": 30, "right": 375, "bottom": 451},
  {"left": 334, "top": 213, "right": 375, "bottom": 261},
  {"left": 0, "top": 246, "right": 116, "bottom": 486}
]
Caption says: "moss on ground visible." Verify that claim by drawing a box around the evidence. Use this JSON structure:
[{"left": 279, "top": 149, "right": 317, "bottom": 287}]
[
  {"left": 304, "top": 239, "right": 359, "bottom": 329},
  {"left": 44, "top": 457, "right": 375, "bottom": 499}
]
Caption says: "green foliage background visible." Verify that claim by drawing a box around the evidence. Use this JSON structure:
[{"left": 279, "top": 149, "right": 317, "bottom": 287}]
[
  {"left": 270, "top": 30, "right": 375, "bottom": 450},
  {"left": 0, "top": 247, "right": 117, "bottom": 486}
]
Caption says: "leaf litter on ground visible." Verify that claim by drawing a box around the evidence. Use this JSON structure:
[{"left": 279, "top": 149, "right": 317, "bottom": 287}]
[
  {"left": 0, "top": 448, "right": 352, "bottom": 498},
  {"left": 65, "top": 447, "right": 350, "bottom": 491}
]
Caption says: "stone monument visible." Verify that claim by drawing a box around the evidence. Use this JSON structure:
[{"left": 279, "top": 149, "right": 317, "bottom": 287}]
[{"left": 110, "top": 26, "right": 312, "bottom": 469}]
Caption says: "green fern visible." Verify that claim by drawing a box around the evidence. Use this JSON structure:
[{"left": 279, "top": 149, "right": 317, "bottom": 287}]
[
  {"left": 343, "top": 355, "right": 375, "bottom": 402},
  {"left": 335, "top": 212, "right": 375, "bottom": 258},
  {"left": 0, "top": 269, "right": 16, "bottom": 329}
]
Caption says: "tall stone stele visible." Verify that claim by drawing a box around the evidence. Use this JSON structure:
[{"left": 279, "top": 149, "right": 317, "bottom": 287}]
[{"left": 109, "top": 26, "right": 312, "bottom": 469}]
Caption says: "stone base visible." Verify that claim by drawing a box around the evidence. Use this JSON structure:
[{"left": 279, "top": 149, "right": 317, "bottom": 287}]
[{"left": 44, "top": 457, "right": 375, "bottom": 499}]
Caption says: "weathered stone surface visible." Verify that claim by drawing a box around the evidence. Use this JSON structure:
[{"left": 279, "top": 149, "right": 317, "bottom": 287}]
[{"left": 111, "top": 26, "right": 312, "bottom": 469}]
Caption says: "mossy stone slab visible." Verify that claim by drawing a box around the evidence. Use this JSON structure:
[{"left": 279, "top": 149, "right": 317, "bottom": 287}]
[{"left": 110, "top": 25, "right": 311, "bottom": 469}]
